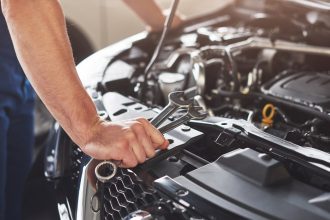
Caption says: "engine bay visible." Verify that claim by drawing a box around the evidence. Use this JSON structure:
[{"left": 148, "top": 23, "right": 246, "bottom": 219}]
[{"left": 44, "top": 1, "right": 330, "bottom": 220}]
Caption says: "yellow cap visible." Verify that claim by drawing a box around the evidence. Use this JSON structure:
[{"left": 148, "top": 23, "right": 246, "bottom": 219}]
[{"left": 262, "top": 103, "right": 275, "bottom": 125}]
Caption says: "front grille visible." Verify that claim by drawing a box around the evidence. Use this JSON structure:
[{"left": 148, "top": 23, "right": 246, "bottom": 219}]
[
  {"left": 100, "top": 169, "right": 160, "bottom": 220},
  {"left": 70, "top": 144, "right": 83, "bottom": 189}
]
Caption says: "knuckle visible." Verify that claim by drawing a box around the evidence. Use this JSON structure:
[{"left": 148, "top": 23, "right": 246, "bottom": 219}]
[
  {"left": 147, "top": 149, "right": 156, "bottom": 158},
  {"left": 131, "top": 121, "right": 143, "bottom": 131},
  {"left": 135, "top": 146, "right": 146, "bottom": 162},
  {"left": 136, "top": 117, "right": 147, "bottom": 123},
  {"left": 137, "top": 117, "right": 150, "bottom": 127},
  {"left": 138, "top": 155, "right": 146, "bottom": 163},
  {"left": 125, "top": 130, "right": 135, "bottom": 140},
  {"left": 130, "top": 159, "right": 138, "bottom": 167},
  {"left": 144, "top": 139, "right": 153, "bottom": 149},
  {"left": 123, "top": 154, "right": 135, "bottom": 167},
  {"left": 116, "top": 140, "right": 128, "bottom": 150},
  {"left": 142, "top": 151, "right": 147, "bottom": 159}
]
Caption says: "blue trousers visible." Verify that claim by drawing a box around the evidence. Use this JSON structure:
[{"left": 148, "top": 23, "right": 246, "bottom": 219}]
[
  {"left": 0, "top": 95, "right": 34, "bottom": 220},
  {"left": 1, "top": 10, "right": 35, "bottom": 220}
]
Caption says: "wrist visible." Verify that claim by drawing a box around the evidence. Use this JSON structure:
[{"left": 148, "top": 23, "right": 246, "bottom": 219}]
[
  {"left": 61, "top": 90, "right": 101, "bottom": 147},
  {"left": 75, "top": 114, "right": 102, "bottom": 148}
]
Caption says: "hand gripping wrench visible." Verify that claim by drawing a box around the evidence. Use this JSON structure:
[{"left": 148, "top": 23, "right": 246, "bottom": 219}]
[{"left": 95, "top": 92, "right": 204, "bottom": 183}]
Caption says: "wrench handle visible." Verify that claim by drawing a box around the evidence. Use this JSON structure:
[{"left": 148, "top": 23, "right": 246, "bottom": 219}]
[
  {"left": 158, "top": 115, "right": 190, "bottom": 134},
  {"left": 150, "top": 104, "right": 178, "bottom": 128}
]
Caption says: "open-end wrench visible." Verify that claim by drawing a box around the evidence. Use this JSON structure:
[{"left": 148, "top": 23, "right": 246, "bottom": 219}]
[
  {"left": 93, "top": 105, "right": 206, "bottom": 183},
  {"left": 159, "top": 106, "right": 207, "bottom": 134},
  {"left": 150, "top": 91, "right": 192, "bottom": 128},
  {"left": 94, "top": 92, "right": 196, "bottom": 181}
]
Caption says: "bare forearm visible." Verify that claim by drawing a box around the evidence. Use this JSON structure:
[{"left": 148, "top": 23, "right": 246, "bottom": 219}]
[
  {"left": 1, "top": 0, "right": 168, "bottom": 165},
  {"left": 1, "top": 0, "right": 97, "bottom": 146}
]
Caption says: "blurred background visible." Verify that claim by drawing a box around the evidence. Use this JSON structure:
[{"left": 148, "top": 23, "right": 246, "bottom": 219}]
[{"left": 60, "top": 0, "right": 232, "bottom": 50}]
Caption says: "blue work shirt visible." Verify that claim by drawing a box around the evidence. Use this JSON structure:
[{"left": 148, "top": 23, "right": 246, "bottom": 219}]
[{"left": 0, "top": 12, "right": 34, "bottom": 103}]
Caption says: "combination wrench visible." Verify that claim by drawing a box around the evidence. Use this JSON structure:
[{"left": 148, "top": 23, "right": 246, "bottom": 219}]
[
  {"left": 150, "top": 91, "right": 192, "bottom": 127},
  {"left": 95, "top": 91, "right": 206, "bottom": 183},
  {"left": 158, "top": 106, "right": 207, "bottom": 134}
]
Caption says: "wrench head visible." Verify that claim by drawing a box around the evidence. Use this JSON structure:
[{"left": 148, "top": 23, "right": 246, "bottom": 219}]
[
  {"left": 168, "top": 91, "right": 192, "bottom": 107},
  {"left": 188, "top": 106, "right": 208, "bottom": 120}
]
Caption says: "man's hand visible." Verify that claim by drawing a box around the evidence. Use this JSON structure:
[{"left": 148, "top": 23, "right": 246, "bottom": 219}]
[
  {"left": 1, "top": 0, "right": 168, "bottom": 168},
  {"left": 81, "top": 118, "right": 169, "bottom": 168}
]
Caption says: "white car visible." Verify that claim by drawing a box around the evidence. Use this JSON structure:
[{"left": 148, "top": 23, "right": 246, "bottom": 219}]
[{"left": 28, "top": 1, "right": 330, "bottom": 220}]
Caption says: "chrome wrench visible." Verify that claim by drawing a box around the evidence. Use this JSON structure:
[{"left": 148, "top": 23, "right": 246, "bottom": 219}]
[
  {"left": 150, "top": 91, "right": 192, "bottom": 128},
  {"left": 158, "top": 106, "right": 207, "bottom": 134}
]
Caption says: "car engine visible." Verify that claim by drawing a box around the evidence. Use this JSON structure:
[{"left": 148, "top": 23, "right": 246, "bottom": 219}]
[{"left": 42, "top": 1, "right": 330, "bottom": 220}]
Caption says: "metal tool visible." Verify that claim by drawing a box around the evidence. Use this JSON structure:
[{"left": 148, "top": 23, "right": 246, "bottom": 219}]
[
  {"left": 150, "top": 91, "right": 192, "bottom": 127},
  {"left": 94, "top": 91, "right": 204, "bottom": 183},
  {"left": 95, "top": 160, "right": 118, "bottom": 183},
  {"left": 159, "top": 106, "right": 207, "bottom": 134}
]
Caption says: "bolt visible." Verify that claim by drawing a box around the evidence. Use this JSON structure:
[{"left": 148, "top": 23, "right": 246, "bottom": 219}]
[
  {"left": 181, "top": 125, "right": 191, "bottom": 132},
  {"left": 258, "top": 153, "right": 271, "bottom": 161},
  {"left": 168, "top": 156, "right": 179, "bottom": 162},
  {"left": 176, "top": 189, "right": 189, "bottom": 197}
]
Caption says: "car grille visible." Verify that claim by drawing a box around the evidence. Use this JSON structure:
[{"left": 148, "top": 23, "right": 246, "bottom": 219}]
[
  {"left": 100, "top": 168, "right": 160, "bottom": 220},
  {"left": 71, "top": 144, "right": 84, "bottom": 189}
]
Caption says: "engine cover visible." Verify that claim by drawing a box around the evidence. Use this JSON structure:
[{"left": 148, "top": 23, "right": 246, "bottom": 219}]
[{"left": 262, "top": 71, "right": 330, "bottom": 113}]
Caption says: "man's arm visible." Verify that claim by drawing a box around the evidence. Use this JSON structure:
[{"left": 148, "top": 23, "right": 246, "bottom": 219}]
[
  {"left": 123, "top": 0, "right": 183, "bottom": 31},
  {"left": 1, "top": 0, "right": 168, "bottom": 167}
]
